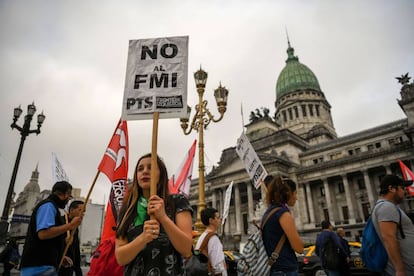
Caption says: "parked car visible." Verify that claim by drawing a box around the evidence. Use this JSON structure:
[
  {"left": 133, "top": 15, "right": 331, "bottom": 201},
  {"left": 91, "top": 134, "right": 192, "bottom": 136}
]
[
  {"left": 224, "top": 250, "right": 241, "bottom": 276},
  {"left": 297, "top": 241, "right": 380, "bottom": 276}
]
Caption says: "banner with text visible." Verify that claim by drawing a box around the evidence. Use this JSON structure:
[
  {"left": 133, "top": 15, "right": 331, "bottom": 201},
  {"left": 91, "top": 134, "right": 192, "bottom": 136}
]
[
  {"left": 236, "top": 132, "right": 268, "bottom": 189},
  {"left": 52, "top": 152, "right": 69, "bottom": 184},
  {"left": 122, "top": 36, "right": 188, "bottom": 120},
  {"left": 222, "top": 181, "right": 233, "bottom": 225}
]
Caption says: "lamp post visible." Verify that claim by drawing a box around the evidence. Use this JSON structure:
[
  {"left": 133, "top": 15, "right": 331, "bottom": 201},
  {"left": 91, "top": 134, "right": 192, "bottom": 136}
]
[
  {"left": 180, "top": 67, "right": 229, "bottom": 232},
  {"left": 0, "top": 103, "right": 45, "bottom": 236}
]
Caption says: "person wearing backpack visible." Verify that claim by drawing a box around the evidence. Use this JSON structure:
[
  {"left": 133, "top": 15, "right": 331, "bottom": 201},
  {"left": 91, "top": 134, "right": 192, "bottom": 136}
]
[
  {"left": 374, "top": 174, "right": 414, "bottom": 276},
  {"left": 315, "top": 221, "right": 349, "bottom": 276},
  {"left": 262, "top": 176, "right": 304, "bottom": 276},
  {"left": 336, "top": 228, "right": 350, "bottom": 276},
  {"left": 194, "top": 208, "right": 227, "bottom": 276}
]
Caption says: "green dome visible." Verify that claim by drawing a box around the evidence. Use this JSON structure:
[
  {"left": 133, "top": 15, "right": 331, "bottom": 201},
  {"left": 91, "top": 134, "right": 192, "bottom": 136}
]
[{"left": 276, "top": 43, "right": 321, "bottom": 98}]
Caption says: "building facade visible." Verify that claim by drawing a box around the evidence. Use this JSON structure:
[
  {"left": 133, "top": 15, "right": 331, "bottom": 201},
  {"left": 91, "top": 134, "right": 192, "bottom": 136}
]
[
  {"left": 9, "top": 169, "right": 104, "bottom": 250},
  {"left": 187, "top": 42, "right": 414, "bottom": 249}
]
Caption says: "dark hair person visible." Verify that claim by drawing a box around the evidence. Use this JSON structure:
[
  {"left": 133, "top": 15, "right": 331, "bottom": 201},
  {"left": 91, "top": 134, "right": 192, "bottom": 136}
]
[
  {"left": 262, "top": 176, "right": 304, "bottom": 276},
  {"left": 115, "top": 153, "right": 193, "bottom": 275},
  {"left": 20, "top": 181, "right": 82, "bottom": 276}
]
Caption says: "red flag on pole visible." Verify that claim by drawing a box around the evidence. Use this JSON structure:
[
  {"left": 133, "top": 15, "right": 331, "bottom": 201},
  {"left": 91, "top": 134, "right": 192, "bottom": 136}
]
[
  {"left": 398, "top": 159, "right": 414, "bottom": 196},
  {"left": 98, "top": 119, "right": 129, "bottom": 241},
  {"left": 168, "top": 139, "right": 196, "bottom": 196}
]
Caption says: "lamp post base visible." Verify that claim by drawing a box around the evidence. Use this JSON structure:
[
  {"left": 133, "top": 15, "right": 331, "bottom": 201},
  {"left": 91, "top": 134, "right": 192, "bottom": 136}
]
[
  {"left": 194, "top": 220, "right": 206, "bottom": 233},
  {"left": 0, "top": 220, "right": 9, "bottom": 238}
]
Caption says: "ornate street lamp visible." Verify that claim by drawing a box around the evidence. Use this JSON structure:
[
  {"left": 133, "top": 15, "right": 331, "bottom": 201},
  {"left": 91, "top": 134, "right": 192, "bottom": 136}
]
[
  {"left": 180, "top": 67, "right": 229, "bottom": 232},
  {"left": 0, "top": 103, "right": 45, "bottom": 236}
]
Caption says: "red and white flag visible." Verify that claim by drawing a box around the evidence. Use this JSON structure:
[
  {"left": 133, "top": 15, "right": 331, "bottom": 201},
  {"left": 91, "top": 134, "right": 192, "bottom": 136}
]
[
  {"left": 168, "top": 140, "right": 196, "bottom": 196},
  {"left": 98, "top": 119, "right": 129, "bottom": 241},
  {"left": 398, "top": 159, "right": 414, "bottom": 196}
]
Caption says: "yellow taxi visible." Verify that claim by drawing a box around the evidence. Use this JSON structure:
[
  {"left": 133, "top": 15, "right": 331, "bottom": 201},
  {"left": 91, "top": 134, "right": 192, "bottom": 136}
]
[{"left": 298, "top": 241, "right": 378, "bottom": 276}]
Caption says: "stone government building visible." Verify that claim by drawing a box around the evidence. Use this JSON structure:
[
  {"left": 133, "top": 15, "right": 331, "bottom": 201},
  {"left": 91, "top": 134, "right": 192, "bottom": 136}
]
[
  {"left": 187, "top": 42, "right": 414, "bottom": 249},
  {"left": 7, "top": 41, "right": 414, "bottom": 252},
  {"left": 9, "top": 166, "right": 104, "bottom": 256}
]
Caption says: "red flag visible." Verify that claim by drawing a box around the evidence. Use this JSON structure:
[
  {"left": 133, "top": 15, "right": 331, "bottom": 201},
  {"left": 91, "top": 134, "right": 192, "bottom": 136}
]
[
  {"left": 168, "top": 140, "right": 196, "bottom": 196},
  {"left": 98, "top": 119, "right": 129, "bottom": 241},
  {"left": 398, "top": 159, "right": 414, "bottom": 196}
]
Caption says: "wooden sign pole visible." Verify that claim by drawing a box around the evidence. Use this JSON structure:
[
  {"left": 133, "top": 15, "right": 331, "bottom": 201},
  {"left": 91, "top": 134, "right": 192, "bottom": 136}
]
[{"left": 150, "top": 112, "right": 159, "bottom": 219}]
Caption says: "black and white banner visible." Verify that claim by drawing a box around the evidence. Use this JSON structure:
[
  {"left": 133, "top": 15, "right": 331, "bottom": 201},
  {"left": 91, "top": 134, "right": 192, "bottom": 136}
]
[
  {"left": 236, "top": 133, "right": 268, "bottom": 189},
  {"left": 122, "top": 36, "right": 189, "bottom": 120},
  {"left": 52, "top": 152, "right": 69, "bottom": 184},
  {"left": 222, "top": 181, "right": 233, "bottom": 225}
]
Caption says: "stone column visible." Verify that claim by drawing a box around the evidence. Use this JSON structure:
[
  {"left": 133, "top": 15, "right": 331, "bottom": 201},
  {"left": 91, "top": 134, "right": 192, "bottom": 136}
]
[
  {"left": 247, "top": 182, "right": 254, "bottom": 222},
  {"left": 342, "top": 174, "right": 356, "bottom": 224},
  {"left": 212, "top": 189, "right": 217, "bottom": 209},
  {"left": 323, "top": 178, "right": 334, "bottom": 222},
  {"left": 234, "top": 183, "right": 242, "bottom": 235},
  {"left": 385, "top": 165, "right": 392, "bottom": 175},
  {"left": 363, "top": 170, "right": 376, "bottom": 209},
  {"left": 305, "top": 182, "right": 315, "bottom": 225},
  {"left": 260, "top": 182, "right": 266, "bottom": 202},
  {"left": 215, "top": 189, "right": 222, "bottom": 224},
  {"left": 293, "top": 182, "right": 306, "bottom": 228}
]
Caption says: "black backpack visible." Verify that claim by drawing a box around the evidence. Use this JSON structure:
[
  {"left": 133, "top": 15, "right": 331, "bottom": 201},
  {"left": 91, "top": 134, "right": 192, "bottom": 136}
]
[{"left": 321, "top": 235, "right": 339, "bottom": 269}]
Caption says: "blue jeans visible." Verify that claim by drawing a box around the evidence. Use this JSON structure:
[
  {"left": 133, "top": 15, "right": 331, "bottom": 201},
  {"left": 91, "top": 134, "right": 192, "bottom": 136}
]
[
  {"left": 21, "top": 266, "right": 58, "bottom": 276},
  {"left": 270, "top": 270, "right": 298, "bottom": 276}
]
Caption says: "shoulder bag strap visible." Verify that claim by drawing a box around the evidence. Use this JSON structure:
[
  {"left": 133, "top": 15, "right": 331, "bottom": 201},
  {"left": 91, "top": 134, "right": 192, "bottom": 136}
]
[
  {"left": 261, "top": 207, "right": 286, "bottom": 266},
  {"left": 198, "top": 232, "right": 216, "bottom": 272},
  {"left": 397, "top": 207, "right": 405, "bottom": 239},
  {"left": 261, "top": 207, "right": 280, "bottom": 228},
  {"left": 199, "top": 231, "right": 216, "bottom": 253},
  {"left": 374, "top": 200, "right": 405, "bottom": 239}
]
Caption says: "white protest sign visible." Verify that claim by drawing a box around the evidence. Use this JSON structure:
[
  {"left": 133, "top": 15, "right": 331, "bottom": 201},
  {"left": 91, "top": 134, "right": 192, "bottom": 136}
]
[
  {"left": 222, "top": 181, "right": 233, "bottom": 225},
  {"left": 235, "top": 132, "right": 268, "bottom": 189},
  {"left": 122, "top": 36, "right": 188, "bottom": 120},
  {"left": 52, "top": 152, "right": 69, "bottom": 184}
]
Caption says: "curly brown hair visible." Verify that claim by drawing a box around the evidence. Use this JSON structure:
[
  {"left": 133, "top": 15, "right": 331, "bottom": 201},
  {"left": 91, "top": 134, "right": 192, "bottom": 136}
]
[{"left": 265, "top": 175, "right": 297, "bottom": 205}]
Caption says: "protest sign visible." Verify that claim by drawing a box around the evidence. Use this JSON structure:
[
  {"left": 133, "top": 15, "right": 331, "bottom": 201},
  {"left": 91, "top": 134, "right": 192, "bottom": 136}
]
[
  {"left": 236, "top": 132, "right": 268, "bottom": 189},
  {"left": 122, "top": 36, "right": 188, "bottom": 120}
]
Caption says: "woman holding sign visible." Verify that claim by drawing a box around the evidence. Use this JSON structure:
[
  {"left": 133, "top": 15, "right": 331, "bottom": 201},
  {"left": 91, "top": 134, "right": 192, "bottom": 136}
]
[{"left": 115, "top": 153, "right": 193, "bottom": 275}]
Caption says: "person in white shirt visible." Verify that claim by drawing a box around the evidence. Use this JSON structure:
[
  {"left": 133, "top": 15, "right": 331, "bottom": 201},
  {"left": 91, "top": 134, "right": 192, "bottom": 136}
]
[{"left": 195, "top": 208, "right": 228, "bottom": 276}]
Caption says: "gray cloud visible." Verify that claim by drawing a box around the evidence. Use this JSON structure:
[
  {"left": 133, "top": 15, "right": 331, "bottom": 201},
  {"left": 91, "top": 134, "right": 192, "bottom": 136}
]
[{"left": 0, "top": 0, "right": 413, "bottom": 209}]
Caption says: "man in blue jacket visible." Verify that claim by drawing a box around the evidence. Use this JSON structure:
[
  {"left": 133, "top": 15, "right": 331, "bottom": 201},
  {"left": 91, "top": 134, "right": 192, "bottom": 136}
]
[
  {"left": 20, "top": 181, "right": 82, "bottom": 276},
  {"left": 315, "top": 220, "right": 349, "bottom": 276}
]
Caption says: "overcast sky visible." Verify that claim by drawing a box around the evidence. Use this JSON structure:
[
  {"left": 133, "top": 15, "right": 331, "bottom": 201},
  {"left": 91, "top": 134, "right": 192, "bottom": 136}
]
[{"left": 0, "top": 0, "right": 413, "bottom": 209}]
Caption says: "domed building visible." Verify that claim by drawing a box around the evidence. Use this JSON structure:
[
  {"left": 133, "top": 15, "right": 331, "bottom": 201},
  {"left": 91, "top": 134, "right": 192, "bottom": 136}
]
[
  {"left": 275, "top": 41, "right": 336, "bottom": 144},
  {"left": 9, "top": 165, "right": 42, "bottom": 237},
  {"left": 186, "top": 41, "right": 414, "bottom": 248},
  {"left": 8, "top": 165, "right": 105, "bottom": 253}
]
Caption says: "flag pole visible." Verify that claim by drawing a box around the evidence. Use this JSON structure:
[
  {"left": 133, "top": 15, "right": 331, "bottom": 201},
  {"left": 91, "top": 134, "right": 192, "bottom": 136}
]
[
  {"left": 59, "top": 170, "right": 100, "bottom": 269},
  {"left": 221, "top": 218, "right": 226, "bottom": 240},
  {"left": 241, "top": 102, "right": 245, "bottom": 133},
  {"left": 150, "top": 112, "right": 160, "bottom": 219}
]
